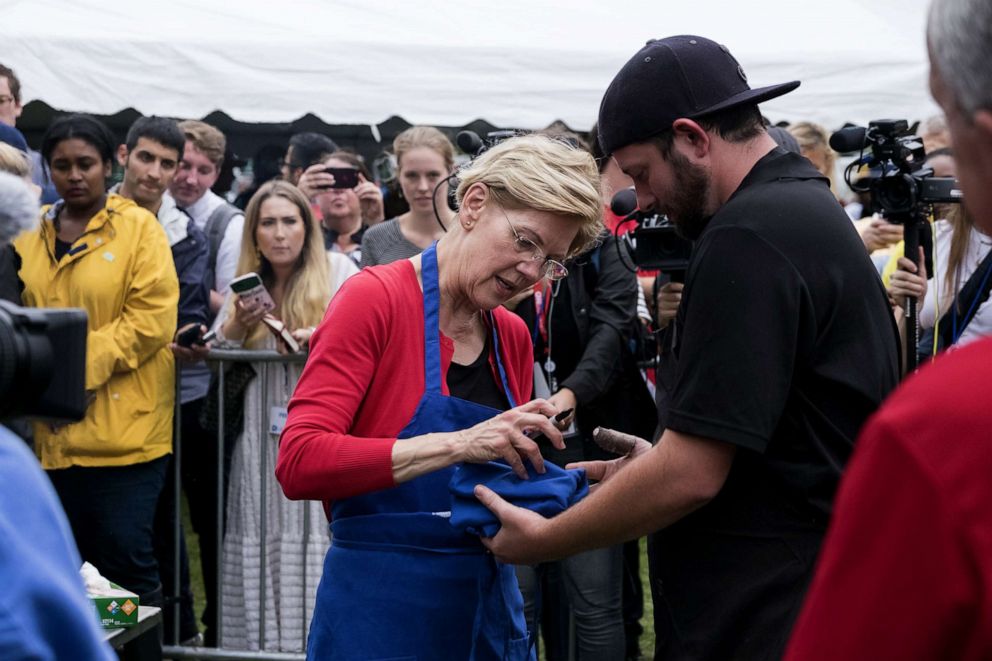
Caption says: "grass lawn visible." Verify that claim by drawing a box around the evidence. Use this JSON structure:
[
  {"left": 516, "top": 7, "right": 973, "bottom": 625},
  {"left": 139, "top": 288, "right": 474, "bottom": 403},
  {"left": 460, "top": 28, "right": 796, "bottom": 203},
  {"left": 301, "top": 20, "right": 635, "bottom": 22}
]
[{"left": 180, "top": 502, "right": 655, "bottom": 658}]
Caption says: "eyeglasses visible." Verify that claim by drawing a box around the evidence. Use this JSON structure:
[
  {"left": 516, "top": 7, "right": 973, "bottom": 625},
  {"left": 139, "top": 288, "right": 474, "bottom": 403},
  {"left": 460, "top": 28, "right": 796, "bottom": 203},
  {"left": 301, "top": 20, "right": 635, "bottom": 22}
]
[{"left": 499, "top": 207, "right": 568, "bottom": 281}]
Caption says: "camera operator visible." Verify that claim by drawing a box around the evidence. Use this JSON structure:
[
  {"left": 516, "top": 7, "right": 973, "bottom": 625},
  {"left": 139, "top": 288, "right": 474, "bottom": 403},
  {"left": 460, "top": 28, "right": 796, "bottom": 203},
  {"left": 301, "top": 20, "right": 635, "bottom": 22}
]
[
  {"left": 0, "top": 171, "right": 114, "bottom": 659},
  {"left": 477, "top": 36, "right": 900, "bottom": 660},
  {"left": 785, "top": 0, "right": 992, "bottom": 657}
]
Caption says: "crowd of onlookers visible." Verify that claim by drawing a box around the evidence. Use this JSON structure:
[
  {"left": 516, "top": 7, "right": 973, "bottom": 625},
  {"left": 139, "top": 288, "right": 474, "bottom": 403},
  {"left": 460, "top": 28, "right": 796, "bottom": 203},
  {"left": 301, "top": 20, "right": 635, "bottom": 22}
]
[{"left": 1, "top": 47, "right": 989, "bottom": 661}]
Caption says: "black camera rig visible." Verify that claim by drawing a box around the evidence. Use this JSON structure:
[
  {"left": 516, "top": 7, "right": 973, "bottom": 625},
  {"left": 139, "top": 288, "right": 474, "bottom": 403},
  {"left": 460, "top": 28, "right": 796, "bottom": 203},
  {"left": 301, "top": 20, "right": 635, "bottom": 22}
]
[
  {"left": 609, "top": 188, "right": 693, "bottom": 281},
  {"left": 831, "top": 119, "right": 963, "bottom": 371}
]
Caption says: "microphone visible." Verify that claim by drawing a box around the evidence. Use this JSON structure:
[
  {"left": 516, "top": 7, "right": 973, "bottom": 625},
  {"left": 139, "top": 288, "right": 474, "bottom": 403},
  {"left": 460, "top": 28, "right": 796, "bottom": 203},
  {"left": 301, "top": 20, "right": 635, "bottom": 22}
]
[
  {"left": 610, "top": 187, "right": 638, "bottom": 217},
  {"left": 456, "top": 131, "right": 485, "bottom": 157},
  {"left": 829, "top": 126, "right": 868, "bottom": 153}
]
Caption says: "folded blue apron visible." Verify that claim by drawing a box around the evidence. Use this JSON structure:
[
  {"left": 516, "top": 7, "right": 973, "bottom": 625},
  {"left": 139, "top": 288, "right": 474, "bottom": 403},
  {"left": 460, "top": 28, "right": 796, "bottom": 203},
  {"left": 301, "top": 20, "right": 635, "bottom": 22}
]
[
  {"left": 449, "top": 460, "right": 589, "bottom": 538},
  {"left": 307, "top": 244, "right": 534, "bottom": 660}
]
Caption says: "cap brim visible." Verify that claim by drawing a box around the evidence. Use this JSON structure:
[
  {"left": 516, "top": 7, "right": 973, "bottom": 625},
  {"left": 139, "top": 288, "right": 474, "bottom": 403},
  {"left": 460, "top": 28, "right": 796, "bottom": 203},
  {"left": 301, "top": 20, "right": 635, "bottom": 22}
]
[{"left": 689, "top": 81, "right": 800, "bottom": 118}]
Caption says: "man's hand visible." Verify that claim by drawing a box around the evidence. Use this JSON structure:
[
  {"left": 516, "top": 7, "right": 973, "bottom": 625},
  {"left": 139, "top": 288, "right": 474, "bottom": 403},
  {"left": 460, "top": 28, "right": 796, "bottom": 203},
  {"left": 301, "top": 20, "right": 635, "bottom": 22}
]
[
  {"left": 656, "top": 281, "right": 683, "bottom": 329},
  {"left": 475, "top": 485, "right": 557, "bottom": 564},
  {"left": 170, "top": 323, "right": 211, "bottom": 363},
  {"left": 567, "top": 427, "right": 652, "bottom": 492}
]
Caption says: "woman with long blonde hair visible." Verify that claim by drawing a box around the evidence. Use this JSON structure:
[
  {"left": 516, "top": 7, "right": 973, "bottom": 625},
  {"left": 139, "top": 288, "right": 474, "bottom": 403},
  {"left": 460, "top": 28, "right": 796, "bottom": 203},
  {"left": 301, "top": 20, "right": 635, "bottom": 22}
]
[{"left": 214, "top": 180, "right": 358, "bottom": 652}]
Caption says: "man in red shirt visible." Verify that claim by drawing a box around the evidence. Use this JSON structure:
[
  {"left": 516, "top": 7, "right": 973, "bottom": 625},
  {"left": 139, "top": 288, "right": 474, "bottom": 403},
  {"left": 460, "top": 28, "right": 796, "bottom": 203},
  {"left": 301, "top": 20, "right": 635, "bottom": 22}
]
[{"left": 784, "top": 0, "right": 992, "bottom": 658}]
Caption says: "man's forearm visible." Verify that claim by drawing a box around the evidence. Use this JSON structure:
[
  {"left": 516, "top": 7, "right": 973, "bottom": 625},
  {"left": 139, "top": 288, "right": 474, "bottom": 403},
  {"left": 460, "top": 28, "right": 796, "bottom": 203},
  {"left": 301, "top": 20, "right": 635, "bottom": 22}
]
[{"left": 541, "top": 430, "right": 734, "bottom": 559}]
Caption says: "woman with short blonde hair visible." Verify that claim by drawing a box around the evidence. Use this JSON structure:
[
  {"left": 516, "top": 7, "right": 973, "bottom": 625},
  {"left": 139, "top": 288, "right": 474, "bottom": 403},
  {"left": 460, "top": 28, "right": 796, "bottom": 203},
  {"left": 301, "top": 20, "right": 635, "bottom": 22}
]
[{"left": 278, "top": 134, "right": 602, "bottom": 659}]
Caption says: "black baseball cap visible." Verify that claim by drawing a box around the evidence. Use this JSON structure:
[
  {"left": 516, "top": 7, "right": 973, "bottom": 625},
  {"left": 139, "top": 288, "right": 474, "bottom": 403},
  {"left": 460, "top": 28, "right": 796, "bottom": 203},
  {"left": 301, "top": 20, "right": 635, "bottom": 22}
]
[{"left": 598, "top": 36, "right": 800, "bottom": 155}]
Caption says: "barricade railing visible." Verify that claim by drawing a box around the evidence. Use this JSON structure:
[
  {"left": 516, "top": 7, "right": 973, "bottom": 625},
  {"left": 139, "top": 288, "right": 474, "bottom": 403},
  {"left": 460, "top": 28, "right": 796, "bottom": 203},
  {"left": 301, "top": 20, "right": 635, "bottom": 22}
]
[{"left": 163, "top": 349, "right": 310, "bottom": 661}]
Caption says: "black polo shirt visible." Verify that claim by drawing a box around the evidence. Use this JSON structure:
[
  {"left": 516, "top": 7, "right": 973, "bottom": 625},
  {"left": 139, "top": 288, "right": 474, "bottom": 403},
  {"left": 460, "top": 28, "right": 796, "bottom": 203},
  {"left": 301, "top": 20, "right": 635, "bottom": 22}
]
[{"left": 652, "top": 147, "right": 900, "bottom": 660}]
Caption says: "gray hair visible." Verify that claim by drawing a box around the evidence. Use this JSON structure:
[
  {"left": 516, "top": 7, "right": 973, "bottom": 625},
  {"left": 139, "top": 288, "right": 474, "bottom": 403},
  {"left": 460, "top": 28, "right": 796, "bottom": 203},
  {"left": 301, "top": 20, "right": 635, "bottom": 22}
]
[
  {"left": 0, "top": 171, "right": 39, "bottom": 245},
  {"left": 928, "top": 0, "right": 992, "bottom": 114}
]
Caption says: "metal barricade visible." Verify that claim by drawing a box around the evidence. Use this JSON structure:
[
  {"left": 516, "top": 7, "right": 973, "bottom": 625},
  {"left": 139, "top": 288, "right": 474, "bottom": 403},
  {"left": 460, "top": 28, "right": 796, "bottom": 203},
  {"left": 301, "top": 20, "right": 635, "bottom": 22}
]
[{"left": 164, "top": 349, "right": 312, "bottom": 661}]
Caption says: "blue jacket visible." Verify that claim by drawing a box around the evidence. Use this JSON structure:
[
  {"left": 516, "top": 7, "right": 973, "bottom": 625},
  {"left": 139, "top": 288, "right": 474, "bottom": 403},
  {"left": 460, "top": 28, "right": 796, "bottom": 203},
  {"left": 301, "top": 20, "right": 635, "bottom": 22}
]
[{"left": 0, "top": 425, "right": 116, "bottom": 660}]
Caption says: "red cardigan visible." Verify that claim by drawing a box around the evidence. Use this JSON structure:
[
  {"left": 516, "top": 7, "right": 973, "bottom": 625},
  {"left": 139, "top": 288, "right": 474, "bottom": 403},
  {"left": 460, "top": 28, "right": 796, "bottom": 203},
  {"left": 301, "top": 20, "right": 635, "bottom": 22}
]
[{"left": 276, "top": 259, "right": 534, "bottom": 504}]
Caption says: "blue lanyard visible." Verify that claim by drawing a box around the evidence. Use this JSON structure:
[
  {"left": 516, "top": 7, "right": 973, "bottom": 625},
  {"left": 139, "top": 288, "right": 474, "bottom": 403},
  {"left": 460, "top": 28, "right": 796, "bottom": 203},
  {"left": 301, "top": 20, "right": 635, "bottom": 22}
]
[{"left": 952, "top": 256, "right": 992, "bottom": 344}]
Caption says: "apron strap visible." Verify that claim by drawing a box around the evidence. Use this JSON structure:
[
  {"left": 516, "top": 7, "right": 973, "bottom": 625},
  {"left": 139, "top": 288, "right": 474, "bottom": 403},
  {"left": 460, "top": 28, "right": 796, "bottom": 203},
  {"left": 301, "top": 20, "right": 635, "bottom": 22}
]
[
  {"left": 423, "top": 242, "right": 518, "bottom": 408},
  {"left": 421, "top": 243, "right": 444, "bottom": 394}
]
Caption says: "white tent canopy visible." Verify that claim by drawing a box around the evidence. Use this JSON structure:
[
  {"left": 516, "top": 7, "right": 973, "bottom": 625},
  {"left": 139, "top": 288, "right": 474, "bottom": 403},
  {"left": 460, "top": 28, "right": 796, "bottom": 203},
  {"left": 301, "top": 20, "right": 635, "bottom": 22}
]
[{"left": 1, "top": 0, "right": 939, "bottom": 132}]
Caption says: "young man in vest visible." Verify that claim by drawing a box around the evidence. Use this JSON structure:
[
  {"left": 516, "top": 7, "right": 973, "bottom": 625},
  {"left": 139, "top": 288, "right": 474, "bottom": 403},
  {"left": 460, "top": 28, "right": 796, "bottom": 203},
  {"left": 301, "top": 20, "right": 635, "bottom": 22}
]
[{"left": 170, "top": 120, "right": 243, "bottom": 317}]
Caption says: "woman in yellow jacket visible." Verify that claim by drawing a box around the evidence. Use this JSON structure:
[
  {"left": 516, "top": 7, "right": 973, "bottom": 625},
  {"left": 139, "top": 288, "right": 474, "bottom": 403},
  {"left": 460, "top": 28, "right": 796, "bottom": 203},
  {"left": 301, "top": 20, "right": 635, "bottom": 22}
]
[{"left": 14, "top": 115, "right": 179, "bottom": 612}]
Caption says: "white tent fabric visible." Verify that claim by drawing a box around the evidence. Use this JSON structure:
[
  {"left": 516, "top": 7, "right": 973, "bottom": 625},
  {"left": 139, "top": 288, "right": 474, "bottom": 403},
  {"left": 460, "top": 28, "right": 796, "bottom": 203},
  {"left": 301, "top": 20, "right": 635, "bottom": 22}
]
[{"left": 0, "top": 0, "right": 939, "bottom": 131}]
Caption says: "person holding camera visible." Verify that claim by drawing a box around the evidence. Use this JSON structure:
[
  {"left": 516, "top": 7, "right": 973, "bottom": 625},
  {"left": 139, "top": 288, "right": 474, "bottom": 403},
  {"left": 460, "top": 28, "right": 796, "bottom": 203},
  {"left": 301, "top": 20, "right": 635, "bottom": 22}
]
[
  {"left": 276, "top": 134, "right": 603, "bottom": 659},
  {"left": 361, "top": 126, "right": 456, "bottom": 267},
  {"left": 212, "top": 180, "right": 357, "bottom": 652},
  {"left": 477, "top": 37, "right": 900, "bottom": 661},
  {"left": 0, "top": 170, "right": 116, "bottom": 660},
  {"left": 13, "top": 114, "right": 179, "bottom": 658},
  {"left": 298, "top": 150, "right": 385, "bottom": 267}
]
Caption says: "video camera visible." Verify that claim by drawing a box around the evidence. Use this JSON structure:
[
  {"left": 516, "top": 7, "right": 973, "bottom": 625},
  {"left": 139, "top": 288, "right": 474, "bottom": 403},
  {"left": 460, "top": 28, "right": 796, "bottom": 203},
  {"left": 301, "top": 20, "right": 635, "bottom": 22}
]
[
  {"left": 0, "top": 300, "right": 89, "bottom": 422},
  {"left": 832, "top": 119, "right": 961, "bottom": 219},
  {"left": 831, "top": 119, "right": 963, "bottom": 372},
  {"left": 609, "top": 188, "right": 693, "bottom": 280}
]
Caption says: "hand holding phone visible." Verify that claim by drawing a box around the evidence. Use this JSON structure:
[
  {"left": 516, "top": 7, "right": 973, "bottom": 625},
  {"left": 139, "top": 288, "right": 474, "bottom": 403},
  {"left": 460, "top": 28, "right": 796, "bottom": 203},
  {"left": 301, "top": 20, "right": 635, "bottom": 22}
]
[
  {"left": 230, "top": 273, "right": 276, "bottom": 315},
  {"left": 176, "top": 324, "right": 215, "bottom": 348},
  {"left": 321, "top": 167, "right": 360, "bottom": 190}
]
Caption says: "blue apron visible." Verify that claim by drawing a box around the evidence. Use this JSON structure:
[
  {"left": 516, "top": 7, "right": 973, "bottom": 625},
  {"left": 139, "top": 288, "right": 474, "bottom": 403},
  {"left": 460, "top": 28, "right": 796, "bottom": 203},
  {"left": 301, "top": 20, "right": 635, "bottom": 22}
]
[{"left": 307, "top": 244, "right": 534, "bottom": 660}]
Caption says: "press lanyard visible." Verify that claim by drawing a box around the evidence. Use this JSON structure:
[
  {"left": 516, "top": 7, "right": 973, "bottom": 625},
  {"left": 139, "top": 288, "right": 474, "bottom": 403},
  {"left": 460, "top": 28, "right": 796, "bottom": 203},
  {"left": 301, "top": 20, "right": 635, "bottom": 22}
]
[{"left": 952, "top": 256, "right": 992, "bottom": 345}]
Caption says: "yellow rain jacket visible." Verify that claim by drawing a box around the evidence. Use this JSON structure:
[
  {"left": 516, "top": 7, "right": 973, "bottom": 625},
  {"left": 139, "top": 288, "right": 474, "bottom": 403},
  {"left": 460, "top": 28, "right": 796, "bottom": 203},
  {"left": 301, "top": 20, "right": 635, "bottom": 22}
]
[{"left": 14, "top": 194, "right": 179, "bottom": 469}]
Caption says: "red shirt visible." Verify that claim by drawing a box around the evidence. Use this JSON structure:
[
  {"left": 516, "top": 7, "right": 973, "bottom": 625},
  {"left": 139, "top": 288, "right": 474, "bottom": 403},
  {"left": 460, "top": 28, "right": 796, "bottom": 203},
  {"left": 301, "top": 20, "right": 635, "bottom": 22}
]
[
  {"left": 784, "top": 337, "right": 992, "bottom": 661},
  {"left": 276, "top": 259, "right": 534, "bottom": 505}
]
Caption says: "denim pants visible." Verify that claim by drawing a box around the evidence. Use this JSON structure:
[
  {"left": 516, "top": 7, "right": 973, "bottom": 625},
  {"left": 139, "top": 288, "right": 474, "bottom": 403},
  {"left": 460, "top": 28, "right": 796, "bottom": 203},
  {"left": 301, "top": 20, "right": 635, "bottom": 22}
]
[
  {"left": 49, "top": 455, "right": 169, "bottom": 600},
  {"left": 516, "top": 544, "right": 625, "bottom": 660}
]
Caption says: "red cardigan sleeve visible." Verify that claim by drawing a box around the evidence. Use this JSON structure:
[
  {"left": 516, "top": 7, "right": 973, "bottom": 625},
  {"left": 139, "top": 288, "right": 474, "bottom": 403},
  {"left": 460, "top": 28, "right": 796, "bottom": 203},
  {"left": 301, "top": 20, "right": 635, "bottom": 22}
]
[
  {"left": 277, "top": 266, "right": 538, "bottom": 503},
  {"left": 276, "top": 270, "right": 399, "bottom": 501}
]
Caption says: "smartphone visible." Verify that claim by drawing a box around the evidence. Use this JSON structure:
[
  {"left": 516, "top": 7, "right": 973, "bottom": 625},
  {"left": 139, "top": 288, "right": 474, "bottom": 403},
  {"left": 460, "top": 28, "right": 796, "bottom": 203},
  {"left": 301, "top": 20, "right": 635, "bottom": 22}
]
[
  {"left": 176, "top": 325, "right": 204, "bottom": 348},
  {"left": 229, "top": 272, "right": 276, "bottom": 314},
  {"left": 261, "top": 316, "right": 301, "bottom": 353},
  {"left": 323, "top": 167, "right": 360, "bottom": 189}
]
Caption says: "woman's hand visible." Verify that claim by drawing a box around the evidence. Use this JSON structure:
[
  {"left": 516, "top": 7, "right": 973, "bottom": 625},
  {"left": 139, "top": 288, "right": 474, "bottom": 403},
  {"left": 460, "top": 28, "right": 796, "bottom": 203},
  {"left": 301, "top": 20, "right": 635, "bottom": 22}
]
[
  {"left": 290, "top": 326, "right": 316, "bottom": 349},
  {"left": 887, "top": 247, "right": 928, "bottom": 308},
  {"left": 297, "top": 163, "right": 336, "bottom": 199},
  {"left": 234, "top": 297, "right": 268, "bottom": 328},
  {"left": 656, "top": 281, "right": 683, "bottom": 328},
  {"left": 857, "top": 216, "right": 904, "bottom": 253},
  {"left": 223, "top": 297, "right": 267, "bottom": 342},
  {"left": 452, "top": 399, "right": 565, "bottom": 479},
  {"left": 356, "top": 174, "right": 385, "bottom": 224}
]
